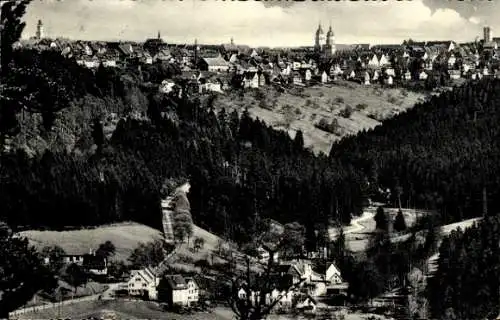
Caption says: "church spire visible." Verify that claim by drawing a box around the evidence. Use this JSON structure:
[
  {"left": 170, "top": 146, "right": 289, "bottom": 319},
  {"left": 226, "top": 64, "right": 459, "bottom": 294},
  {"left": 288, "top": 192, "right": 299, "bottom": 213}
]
[{"left": 157, "top": 30, "right": 161, "bottom": 40}]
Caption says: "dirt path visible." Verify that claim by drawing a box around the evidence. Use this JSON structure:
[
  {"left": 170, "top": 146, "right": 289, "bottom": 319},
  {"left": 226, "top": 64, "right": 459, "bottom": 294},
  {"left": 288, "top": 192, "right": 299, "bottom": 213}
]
[{"left": 328, "top": 210, "right": 376, "bottom": 240}]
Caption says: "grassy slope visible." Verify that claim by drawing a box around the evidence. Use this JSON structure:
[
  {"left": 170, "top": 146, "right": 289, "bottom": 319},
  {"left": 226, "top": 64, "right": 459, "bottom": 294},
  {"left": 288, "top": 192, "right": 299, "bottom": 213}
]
[
  {"left": 211, "top": 81, "right": 424, "bottom": 155},
  {"left": 19, "top": 222, "right": 164, "bottom": 263},
  {"left": 331, "top": 207, "right": 422, "bottom": 253},
  {"left": 16, "top": 300, "right": 228, "bottom": 320},
  {"left": 19, "top": 221, "right": 247, "bottom": 273}
]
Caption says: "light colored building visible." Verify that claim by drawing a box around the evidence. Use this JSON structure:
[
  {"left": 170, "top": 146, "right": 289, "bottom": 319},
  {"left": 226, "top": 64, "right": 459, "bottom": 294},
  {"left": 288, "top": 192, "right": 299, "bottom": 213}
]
[
  {"left": 326, "top": 263, "right": 343, "bottom": 284},
  {"left": 127, "top": 267, "right": 160, "bottom": 300},
  {"left": 163, "top": 275, "right": 199, "bottom": 306},
  {"left": 199, "top": 56, "right": 230, "bottom": 73}
]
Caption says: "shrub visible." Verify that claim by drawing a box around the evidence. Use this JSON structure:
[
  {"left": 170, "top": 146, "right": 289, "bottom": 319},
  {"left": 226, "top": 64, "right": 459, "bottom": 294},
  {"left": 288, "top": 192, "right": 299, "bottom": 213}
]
[
  {"left": 335, "top": 96, "right": 345, "bottom": 104},
  {"left": 387, "top": 94, "right": 398, "bottom": 104},
  {"left": 315, "top": 118, "right": 340, "bottom": 134},
  {"left": 355, "top": 103, "right": 368, "bottom": 111},
  {"left": 339, "top": 105, "right": 354, "bottom": 118}
]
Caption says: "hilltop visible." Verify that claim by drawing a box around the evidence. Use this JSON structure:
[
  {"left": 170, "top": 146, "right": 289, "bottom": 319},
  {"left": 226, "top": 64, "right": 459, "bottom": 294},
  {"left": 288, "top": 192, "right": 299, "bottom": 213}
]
[{"left": 209, "top": 81, "right": 425, "bottom": 154}]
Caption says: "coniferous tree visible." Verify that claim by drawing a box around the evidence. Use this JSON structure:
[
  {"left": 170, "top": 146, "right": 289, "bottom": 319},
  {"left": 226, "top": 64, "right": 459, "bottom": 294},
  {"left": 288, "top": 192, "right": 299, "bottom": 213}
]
[
  {"left": 374, "top": 206, "right": 389, "bottom": 231},
  {"left": 394, "top": 209, "right": 407, "bottom": 232}
]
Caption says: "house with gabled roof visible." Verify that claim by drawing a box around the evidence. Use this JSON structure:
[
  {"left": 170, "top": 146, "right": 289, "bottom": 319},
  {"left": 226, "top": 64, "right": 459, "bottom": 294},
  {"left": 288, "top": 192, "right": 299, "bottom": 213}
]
[
  {"left": 127, "top": 267, "right": 160, "bottom": 300},
  {"left": 367, "top": 54, "right": 380, "bottom": 68},
  {"left": 199, "top": 56, "right": 230, "bottom": 73},
  {"left": 295, "top": 295, "right": 317, "bottom": 314},
  {"left": 154, "top": 48, "right": 173, "bottom": 63},
  {"left": 117, "top": 42, "right": 134, "bottom": 59},
  {"left": 161, "top": 274, "right": 199, "bottom": 306},
  {"left": 243, "top": 71, "right": 259, "bottom": 88}
]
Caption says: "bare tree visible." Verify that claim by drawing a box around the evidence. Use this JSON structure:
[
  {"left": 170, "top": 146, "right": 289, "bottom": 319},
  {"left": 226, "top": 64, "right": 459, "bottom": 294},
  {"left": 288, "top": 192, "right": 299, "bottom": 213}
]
[{"left": 226, "top": 221, "right": 306, "bottom": 320}]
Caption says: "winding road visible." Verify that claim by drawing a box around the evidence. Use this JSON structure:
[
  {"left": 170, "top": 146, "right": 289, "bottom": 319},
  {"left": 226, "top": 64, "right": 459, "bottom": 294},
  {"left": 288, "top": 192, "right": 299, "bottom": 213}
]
[{"left": 328, "top": 209, "right": 376, "bottom": 240}]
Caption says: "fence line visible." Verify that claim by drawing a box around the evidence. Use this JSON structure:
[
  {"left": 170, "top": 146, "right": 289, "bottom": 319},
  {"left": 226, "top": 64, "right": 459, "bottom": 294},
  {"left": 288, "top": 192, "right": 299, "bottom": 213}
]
[{"left": 9, "top": 295, "right": 99, "bottom": 318}]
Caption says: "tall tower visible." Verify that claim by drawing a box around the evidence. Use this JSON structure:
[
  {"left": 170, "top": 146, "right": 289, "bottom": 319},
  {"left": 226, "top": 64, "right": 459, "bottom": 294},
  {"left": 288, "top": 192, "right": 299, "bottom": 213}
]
[
  {"left": 483, "top": 26, "right": 492, "bottom": 43},
  {"left": 157, "top": 30, "right": 161, "bottom": 40},
  {"left": 325, "top": 25, "right": 336, "bottom": 56},
  {"left": 36, "top": 19, "right": 44, "bottom": 39},
  {"left": 194, "top": 38, "right": 199, "bottom": 65},
  {"left": 230, "top": 37, "right": 234, "bottom": 45},
  {"left": 315, "top": 23, "right": 325, "bottom": 52}
]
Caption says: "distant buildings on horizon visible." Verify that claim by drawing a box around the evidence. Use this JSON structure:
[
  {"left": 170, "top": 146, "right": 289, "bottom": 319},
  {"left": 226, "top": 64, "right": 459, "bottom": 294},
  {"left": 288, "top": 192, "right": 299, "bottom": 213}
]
[{"left": 28, "top": 19, "right": 490, "bottom": 50}]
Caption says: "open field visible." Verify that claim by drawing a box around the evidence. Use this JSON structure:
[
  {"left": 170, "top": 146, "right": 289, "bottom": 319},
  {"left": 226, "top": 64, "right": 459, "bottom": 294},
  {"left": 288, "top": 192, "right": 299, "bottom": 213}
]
[
  {"left": 15, "top": 300, "right": 225, "bottom": 320},
  {"left": 329, "top": 207, "right": 424, "bottom": 252},
  {"left": 19, "top": 221, "right": 231, "bottom": 266},
  {"left": 211, "top": 82, "right": 425, "bottom": 154},
  {"left": 19, "top": 222, "right": 164, "bottom": 263},
  {"left": 18, "top": 218, "right": 255, "bottom": 276}
]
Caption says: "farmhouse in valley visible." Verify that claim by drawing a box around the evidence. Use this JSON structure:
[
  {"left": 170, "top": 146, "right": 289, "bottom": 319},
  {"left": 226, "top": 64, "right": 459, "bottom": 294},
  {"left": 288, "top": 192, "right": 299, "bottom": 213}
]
[{"left": 127, "top": 267, "right": 160, "bottom": 300}]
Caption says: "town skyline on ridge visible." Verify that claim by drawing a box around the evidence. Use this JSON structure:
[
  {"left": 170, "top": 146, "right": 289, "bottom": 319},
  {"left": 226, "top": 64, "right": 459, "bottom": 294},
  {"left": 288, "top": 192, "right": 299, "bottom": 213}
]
[{"left": 21, "top": 0, "right": 499, "bottom": 47}]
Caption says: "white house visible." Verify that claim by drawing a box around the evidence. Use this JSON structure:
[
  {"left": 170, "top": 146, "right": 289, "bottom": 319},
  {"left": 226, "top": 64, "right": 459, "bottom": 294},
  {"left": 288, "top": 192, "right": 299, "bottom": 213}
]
[
  {"left": 368, "top": 54, "right": 380, "bottom": 68},
  {"left": 185, "top": 277, "right": 199, "bottom": 305},
  {"left": 385, "top": 68, "right": 396, "bottom": 77},
  {"left": 419, "top": 71, "right": 428, "bottom": 80},
  {"left": 244, "top": 72, "right": 259, "bottom": 89},
  {"left": 292, "top": 72, "right": 303, "bottom": 85},
  {"left": 101, "top": 58, "right": 117, "bottom": 68},
  {"left": 160, "top": 80, "right": 176, "bottom": 94},
  {"left": 163, "top": 275, "right": 199, "bottom": 306},
  {"left": 385, "top": 75, "right": 394, "bottom": 86},
  {"left": 447, "top": 54, "right": 456, "bottom": 67},
  {"left": 200, "top": 56, "right": 230, "bottom": 73},
  {"left": 128, "top": 267, "right": 160, "bottom": 300},
  {"left": 325, "top": 263, "right": 343, "bottom": 284},
  {"left": 347, "top": 70, "right": 356, "bottom": 80},
  {"left": 321, "top": 71, "right": 329, "bottom": 83},
  {"left": 378, "top": 54, "right": 390, "bottom": 66},
  {"left": 364, "top": 71, "right": 371, "bottom": 85}
]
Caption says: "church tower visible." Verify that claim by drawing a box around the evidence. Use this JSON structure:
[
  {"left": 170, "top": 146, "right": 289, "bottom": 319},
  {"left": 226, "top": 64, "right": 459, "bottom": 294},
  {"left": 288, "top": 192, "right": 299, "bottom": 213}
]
[
  {"left": 314, "top": 23, "right": 325, "bottom": 52},
  {"left": 36, "top": 19, "right": 44, "bottom": 40},
  {"left": 325, "top": 25, "right": 336, "bottom": 56}
]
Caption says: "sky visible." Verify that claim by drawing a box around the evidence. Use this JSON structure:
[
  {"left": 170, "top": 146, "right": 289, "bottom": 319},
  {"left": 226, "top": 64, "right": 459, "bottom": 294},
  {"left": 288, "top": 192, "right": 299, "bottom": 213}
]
[{"left": 21, "top": 0, "right": 500, "bottom": 47}]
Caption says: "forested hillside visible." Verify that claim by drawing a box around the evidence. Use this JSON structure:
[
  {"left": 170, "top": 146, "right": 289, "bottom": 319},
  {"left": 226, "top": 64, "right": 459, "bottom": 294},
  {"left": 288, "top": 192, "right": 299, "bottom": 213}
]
[
  {"left": 428, "top": 216, "right": 500, "bottom": 319},
  {"left": 330, "top": 80, "right": 500, "bottom": 224},
  {"left": 1, "top": 49, "right": 368, "bottom": 248},
  {"left": 3, "top": 47, "right": 500, "bottom": 246}
]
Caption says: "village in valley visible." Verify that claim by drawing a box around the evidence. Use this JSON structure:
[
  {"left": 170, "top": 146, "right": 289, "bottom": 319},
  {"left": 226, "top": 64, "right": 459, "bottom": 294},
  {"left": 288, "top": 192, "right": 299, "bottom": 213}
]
[{"left": 3, "top": 2, "right": 500, "bottom": 319}]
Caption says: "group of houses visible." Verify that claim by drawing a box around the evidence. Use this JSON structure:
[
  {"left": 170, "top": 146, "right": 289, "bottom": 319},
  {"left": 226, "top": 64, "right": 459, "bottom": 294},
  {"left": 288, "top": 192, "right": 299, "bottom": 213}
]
[
  {"left": 42, "top": 249, "right": 108, "bottom": 276},
  {"left": 16, "top": 30, "right": 500, "bottom": 97},
  {"left": 236, "top": 259, "right": 348, "bottom": 314},
  {"left": 124, "top": 268, "right": 199, "bottom": 307}
]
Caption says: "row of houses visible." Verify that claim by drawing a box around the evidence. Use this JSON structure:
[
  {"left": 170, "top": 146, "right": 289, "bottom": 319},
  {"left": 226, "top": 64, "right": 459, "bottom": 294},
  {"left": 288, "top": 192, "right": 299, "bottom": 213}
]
[
  {"left": 43, "top": 249, "right": 108, "bottom": 276},
  {"left": 236, "top": 259, "right": 348, "bottom": 314},
  {"left": 125, "top": 268, "right": 199, "bottom": 306}
]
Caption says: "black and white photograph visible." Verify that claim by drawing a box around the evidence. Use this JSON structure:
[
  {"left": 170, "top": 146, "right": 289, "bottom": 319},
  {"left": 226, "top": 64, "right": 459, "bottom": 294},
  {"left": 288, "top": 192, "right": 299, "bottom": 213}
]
[{"left": 1, "top": 0, "right": 500, "bottom": 319}]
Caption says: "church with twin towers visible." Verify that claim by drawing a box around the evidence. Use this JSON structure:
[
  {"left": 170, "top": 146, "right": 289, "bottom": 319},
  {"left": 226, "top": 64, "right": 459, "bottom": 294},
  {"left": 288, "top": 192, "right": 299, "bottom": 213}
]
[{"left": 314, "top": 22, "right": 336, "bottom": 57}]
